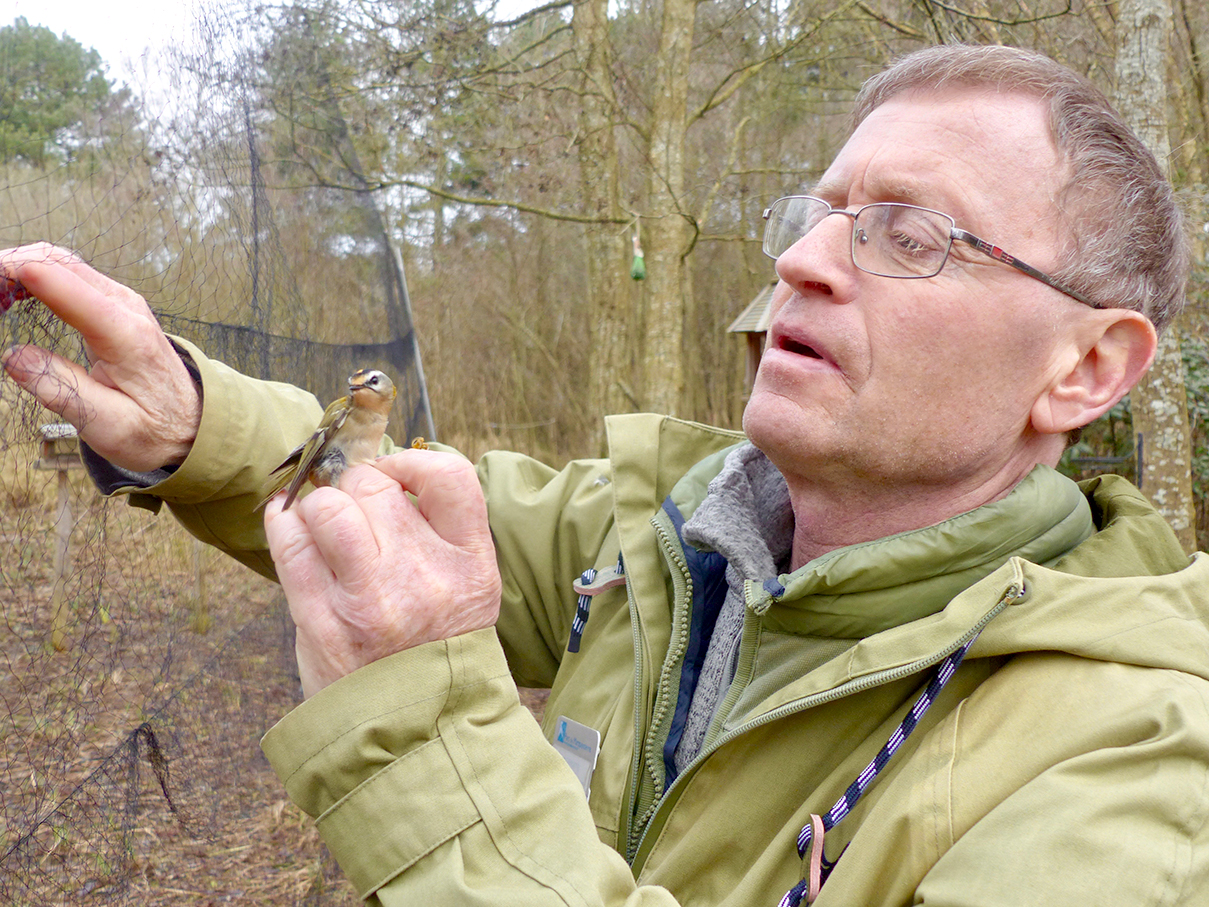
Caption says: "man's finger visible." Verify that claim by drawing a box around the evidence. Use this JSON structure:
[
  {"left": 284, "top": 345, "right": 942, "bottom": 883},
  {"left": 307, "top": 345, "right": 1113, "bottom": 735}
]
[
  {"left": 1, "top": 343, "right": 101, "bottom": 429},
  {"left": 1, "top": 243, "right": 125, "bottom": 300},
  {"left": 368, "top": 450, "right": 492, "bottom": 551},
  {"left": 0, "top": 246, "right": 157, "bottom": 358},
  {"left": 338, "top": 463, "right": 429, "bottom": 551},
  {"left": 290, "top": 485, "right": 387, "bottom": 583},
  {"left": 264, "top": 497, "right": 337, "bottom": 609}
]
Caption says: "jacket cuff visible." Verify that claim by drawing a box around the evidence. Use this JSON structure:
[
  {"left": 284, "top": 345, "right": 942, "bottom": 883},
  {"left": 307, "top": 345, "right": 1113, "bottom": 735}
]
[
  {"left": 261, "top": 628, "right": 516, "bottom": 896},
  {"left": 97, "top": 336, "right": 321, "bottom": 505}
]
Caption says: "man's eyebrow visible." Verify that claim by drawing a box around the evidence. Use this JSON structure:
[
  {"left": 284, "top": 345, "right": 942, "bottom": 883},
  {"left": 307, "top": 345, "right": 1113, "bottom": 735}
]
[
  {"left": 877, "top": 180, "right": 934, "bottom": 206},
  {"left": 808, "top": 176, "right": 943, "bottom": 209},
  {"left": 807, "top": 178, "right": 845, "bottom": 202}
]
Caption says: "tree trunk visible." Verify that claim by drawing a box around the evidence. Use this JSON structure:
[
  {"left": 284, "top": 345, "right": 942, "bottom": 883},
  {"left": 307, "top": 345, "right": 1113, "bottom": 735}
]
[
  {"left": 640, "top": 0, "right": 698, "bottom": 416},
  {"left": 1175, "top": 0, "right": 1209, "bottom": 182},
  {"left": 572, "top": 0, "right": 633, "bottom": 452},
  {"left": 1116, "top": 0, "right": 1199, "bottom": 553}
]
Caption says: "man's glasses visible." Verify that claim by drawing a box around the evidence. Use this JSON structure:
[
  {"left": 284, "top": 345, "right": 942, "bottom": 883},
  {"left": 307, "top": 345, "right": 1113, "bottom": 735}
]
[{"left": 761, "top": 196, "right": 1097, "bottom": 308}]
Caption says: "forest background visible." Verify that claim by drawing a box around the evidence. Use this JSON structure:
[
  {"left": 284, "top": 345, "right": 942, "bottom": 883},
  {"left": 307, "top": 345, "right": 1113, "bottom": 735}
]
[
  {"left": 4, "top": 0, "right": 1209, "bottom": 543},
  {"left": 2, "top": 0, "right": 1209, "bottom": 902}
]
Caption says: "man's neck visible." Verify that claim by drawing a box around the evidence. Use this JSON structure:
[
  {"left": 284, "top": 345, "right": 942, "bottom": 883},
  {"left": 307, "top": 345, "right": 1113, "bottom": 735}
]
[{"left": 783, "top": 460, "right": 1043, "bottom": 571}]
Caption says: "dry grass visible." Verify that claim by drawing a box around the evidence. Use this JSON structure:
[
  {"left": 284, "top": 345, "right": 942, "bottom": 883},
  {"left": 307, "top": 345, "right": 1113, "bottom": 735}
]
[
  {"left": 0, "top": 448, "right": 361, "bottom": 905},
  {"left": 0, "top": 430, "right": 552, "bottom": 904}
]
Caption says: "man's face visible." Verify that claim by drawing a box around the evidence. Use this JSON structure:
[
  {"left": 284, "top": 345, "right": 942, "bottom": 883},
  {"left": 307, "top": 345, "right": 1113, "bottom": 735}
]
[{"left": 743, "top": 88, "right": 1084, "bottom": 497}]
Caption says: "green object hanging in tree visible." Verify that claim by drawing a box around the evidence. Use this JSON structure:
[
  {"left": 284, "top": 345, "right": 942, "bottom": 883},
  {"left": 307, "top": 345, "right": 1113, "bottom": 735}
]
[{"left": 630, "top": 234, "right": 646, "bottom": 280}]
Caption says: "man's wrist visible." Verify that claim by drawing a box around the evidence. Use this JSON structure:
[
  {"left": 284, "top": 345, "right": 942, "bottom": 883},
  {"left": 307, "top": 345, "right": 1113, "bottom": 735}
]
[{"left": 160, "top": 337, "right": 203, "bottom": 466}]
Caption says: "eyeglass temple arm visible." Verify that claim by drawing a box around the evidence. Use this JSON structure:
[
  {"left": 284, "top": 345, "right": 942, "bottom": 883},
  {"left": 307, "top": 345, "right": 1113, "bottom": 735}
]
[{"left": 952, "top": 229, "right": 1097, "bottom": 308}]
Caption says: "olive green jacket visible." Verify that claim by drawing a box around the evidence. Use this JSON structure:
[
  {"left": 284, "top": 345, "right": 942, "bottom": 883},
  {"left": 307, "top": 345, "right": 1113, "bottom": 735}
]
[{"left": 118, "top": 340, "right": 1209, "bottom": 906}]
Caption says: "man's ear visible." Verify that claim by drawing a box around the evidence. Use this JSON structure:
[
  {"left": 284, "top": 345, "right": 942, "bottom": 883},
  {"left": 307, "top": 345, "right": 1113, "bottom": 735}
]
[{"left": 1030, "top": 310, "right": 1157, "bottom": 436}]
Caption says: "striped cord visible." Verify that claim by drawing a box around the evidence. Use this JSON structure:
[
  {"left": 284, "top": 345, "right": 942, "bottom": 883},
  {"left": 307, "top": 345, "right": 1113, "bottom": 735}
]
[
  {"left": 567, "top": 553, "right": 625, "bottom": 653},
  {"left": 778, "top": 633, "right": 979, "bottom": 907}
]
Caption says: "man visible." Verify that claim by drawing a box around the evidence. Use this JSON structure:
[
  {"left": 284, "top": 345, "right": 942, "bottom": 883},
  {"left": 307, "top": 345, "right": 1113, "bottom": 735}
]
[{"left": 2, "top": 44, "right": 1207, "bottom": 905}]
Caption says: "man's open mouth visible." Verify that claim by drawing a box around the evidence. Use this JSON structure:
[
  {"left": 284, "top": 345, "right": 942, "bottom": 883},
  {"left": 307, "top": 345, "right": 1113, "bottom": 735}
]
[{"left": 780, "top": 338, "right": 823, "bottom": 359}]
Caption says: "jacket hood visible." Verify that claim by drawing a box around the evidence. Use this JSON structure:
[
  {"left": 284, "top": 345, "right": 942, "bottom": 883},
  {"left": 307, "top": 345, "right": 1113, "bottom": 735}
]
[
  {"left": 973, "top": 475, "right": 1209, "bottom": 681},
  {"left": 747, "top": 474, "right": 1209, "bottom": 708}
]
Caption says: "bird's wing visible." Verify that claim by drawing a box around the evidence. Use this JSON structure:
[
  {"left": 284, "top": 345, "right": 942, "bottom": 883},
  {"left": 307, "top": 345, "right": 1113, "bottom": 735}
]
[
  {"left": 258, "top": 395, "right": 351, "bottom": 509},
  {"left": 280, "top": 397, "right": 352, "bottom": 508}
]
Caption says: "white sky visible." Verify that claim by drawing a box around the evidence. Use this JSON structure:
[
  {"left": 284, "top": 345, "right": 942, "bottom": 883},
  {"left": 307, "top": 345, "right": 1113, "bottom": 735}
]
[
  {"left": 6, "top": 0, "right": 549, "bottom": 93},
  {"left": 7, "top": 0, "right": 201, "bottom": 89}
]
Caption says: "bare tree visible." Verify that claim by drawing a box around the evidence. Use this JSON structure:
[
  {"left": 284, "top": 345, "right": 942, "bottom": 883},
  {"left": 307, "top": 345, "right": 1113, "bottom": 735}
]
[
  {"left": 1116, "top": 0, "right": 1199, "bottom": 552},
  {"left": 638, "top": 0, "right": 698, "bottom": 415},
  {"left": 572, "top": 0, "right": 636, "bottom": 449}
]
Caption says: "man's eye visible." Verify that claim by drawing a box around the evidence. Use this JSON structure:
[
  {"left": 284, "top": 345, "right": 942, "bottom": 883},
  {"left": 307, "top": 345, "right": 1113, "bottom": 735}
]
[{"left": 892, "top": 231, "right": 927, "bottom": 253}]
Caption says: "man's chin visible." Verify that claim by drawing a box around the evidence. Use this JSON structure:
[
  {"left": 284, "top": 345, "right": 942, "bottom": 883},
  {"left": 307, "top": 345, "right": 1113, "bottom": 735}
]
[
  {"left": 742, "top": 388, "right": 815, "bottom": 450},
  {"left": 742, "top": 392, "right": 869, "bottom": 488},
  {"left": 742, "top": 397, "right": 817, "bottom": 473}
]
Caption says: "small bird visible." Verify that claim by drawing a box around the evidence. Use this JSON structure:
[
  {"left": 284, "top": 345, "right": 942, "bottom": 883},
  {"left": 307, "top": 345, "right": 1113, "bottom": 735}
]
[{"left": 258, "top": 369, "right": 397, "bottom": 510}]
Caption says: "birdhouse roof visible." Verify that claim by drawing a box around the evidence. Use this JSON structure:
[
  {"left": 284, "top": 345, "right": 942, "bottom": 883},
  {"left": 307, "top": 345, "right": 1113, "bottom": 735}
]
[
  {"left": 39, "top": 423, "right": 79, "bottom": 441},
  {"left": 727, "top": 280, "right": 777, "bottom": 334}
]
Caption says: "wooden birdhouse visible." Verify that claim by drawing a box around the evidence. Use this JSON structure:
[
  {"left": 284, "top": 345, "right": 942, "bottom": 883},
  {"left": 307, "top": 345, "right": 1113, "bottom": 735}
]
[
  {"left": 34, "top": 423, "right": 83, "bottom": 651},
  {"left": 36, "top": 422, "right": 81, "bottom": 471},
  {"left": 727, "top": 280, "right": 776, "bottom": 396}
]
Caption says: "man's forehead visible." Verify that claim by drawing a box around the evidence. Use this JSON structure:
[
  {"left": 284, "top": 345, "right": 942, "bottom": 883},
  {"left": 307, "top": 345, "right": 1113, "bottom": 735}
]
[{"left": 809, "top": 89, "right": 1063, "bottom": 233}]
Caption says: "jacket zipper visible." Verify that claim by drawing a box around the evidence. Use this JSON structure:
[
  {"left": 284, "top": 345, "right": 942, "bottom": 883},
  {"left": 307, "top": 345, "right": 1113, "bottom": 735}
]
[
  {"left": 622, "top": 559, "right": 646, "bottom": 860},
  {"left": 629, "top": 573, "right": 1025, "bottom": 873},
  {"left": 623, "top": 508, "right": 694, "bottom": 861}
]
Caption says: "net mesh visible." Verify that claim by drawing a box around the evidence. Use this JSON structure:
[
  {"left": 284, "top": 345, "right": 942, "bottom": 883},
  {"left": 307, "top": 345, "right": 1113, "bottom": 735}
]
[
  {"left": 0, "top": 5, "right": 431, "bottom": 903},
  {"left": 5, "top": 0, "right": 1198, "bottom": 900}
]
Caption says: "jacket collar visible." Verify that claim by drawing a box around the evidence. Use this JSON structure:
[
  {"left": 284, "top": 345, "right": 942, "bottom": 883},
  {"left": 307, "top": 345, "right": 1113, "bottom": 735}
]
[{"left": 681, "top": 444, "right": 1095, "bottom": 639}]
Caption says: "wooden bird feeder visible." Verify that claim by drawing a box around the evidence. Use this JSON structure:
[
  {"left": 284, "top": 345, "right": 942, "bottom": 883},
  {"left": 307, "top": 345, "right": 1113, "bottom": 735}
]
[
  {"left": 34, "top": 423, "right": 83, "bottom": 651},
  {"left": 727, "top": 280, "right": 776, "bottom": 397},
  {"left": 35, "top": 422, "right": 82, "bottom": 470}
]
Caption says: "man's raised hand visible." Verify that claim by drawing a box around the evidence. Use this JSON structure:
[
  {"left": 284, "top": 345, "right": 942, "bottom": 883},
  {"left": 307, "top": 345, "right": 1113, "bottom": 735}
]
[{"left": 0, "top": 243, "right": 201, "bottom": 471}]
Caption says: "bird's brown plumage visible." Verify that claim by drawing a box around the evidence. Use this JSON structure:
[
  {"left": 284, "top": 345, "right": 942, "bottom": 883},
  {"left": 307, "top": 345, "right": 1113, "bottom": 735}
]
[{"left": 258, "top": 369, "right": 397, "bottom": 509}]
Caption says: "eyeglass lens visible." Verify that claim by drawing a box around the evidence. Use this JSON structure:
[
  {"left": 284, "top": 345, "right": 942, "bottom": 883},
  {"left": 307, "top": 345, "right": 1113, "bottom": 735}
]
[
  {"left": 856, "top": 204, "right": 952, "bottom": 278},
  {"left": 763, "top": 197, "right": 956, "bottom": 279},
  {"left": 763, "top": 197, "right": 830, "bottom": 259}
]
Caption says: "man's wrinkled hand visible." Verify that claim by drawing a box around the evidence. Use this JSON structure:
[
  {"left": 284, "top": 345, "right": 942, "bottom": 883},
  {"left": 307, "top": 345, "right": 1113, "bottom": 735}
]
[
  {"left": 0, "top": 243, "right": 201, "bottom": 471},
  {"left": 264, "top": 450, "right": 502, "bottom": 698}
]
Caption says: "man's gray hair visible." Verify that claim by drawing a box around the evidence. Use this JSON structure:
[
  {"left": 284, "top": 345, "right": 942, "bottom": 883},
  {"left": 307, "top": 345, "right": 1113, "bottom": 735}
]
[{"left": 853, "top": 44, "right": 1188, "bottom": 331}]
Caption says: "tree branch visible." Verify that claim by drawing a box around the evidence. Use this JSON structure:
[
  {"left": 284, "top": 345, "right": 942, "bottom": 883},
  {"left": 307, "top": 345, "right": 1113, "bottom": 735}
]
[
  {"left": 924, "top": 0, "right": 1076, "bottom": 27},
  {"left": 855, "top": 1, "right": 926, "bottom": 38},
  {"left": 280, "top": 172, "right": 631, "bottom": 226},
  {"left": 690, "top": 0, "right": 860, "bottom": 124},
  {"left": 489, "top": 0, "right": 574, "bottom": 30},
  {"left": 696, "top": 114, "right": 751, "bottom": 232}
]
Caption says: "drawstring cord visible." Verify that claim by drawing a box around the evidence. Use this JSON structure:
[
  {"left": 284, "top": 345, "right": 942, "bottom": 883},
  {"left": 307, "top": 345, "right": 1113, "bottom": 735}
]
[
  {"left": 777, "top": 632, "right": 980, "bottom": 906},
  {"left": 568, "top": 553, "right": 625, "bottom": 653}
]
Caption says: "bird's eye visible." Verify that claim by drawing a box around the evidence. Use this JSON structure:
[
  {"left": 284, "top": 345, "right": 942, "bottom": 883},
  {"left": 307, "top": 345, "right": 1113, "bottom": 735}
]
[{"left": 368, "top": 375, "right": 379, "bottom": 386}]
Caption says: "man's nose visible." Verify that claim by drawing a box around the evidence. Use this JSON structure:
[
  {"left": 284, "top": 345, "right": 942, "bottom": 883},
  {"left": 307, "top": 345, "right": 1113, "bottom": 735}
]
[{"left": 774, "top": 210, "right": 856, "bottom": 297}]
